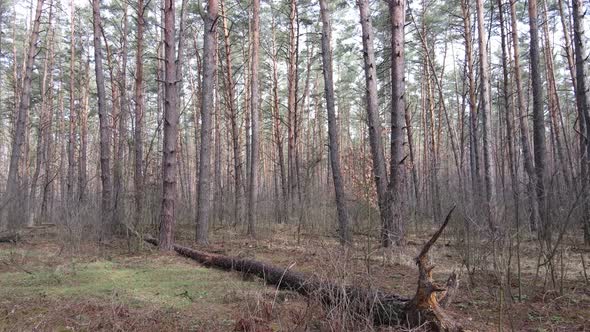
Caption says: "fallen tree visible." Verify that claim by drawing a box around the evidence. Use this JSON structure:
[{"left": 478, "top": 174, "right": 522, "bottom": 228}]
[
  {"left": 143, "top": 207, "right": 462, "bottom": 331},
  {"left": 0, "top": 231, "right": 20, "bottom": 243}
]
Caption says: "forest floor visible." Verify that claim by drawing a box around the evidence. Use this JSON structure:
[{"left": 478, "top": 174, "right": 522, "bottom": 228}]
[{"left": 0, "top": 223, "right": 589, "bottom": 331}]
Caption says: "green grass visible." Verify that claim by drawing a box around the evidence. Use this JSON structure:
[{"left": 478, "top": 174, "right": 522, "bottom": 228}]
[{"left": 0, "top": 253, "right": 263, "bottom": 309}]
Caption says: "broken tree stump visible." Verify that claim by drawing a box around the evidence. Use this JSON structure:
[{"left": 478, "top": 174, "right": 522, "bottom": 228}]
[{"left": 143, "top": 207, "right": 462, "bottom": 331}]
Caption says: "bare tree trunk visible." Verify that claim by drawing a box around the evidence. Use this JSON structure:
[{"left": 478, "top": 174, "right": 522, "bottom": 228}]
[
  {"left": 78, "top": 57, "right": 89, "bottom": 202},
  {"left": 571, "top": 0, "right": 590, "bottom": 245},
  {"left": 57, "top": 71, "right": 66, "bottom": 205},
  {"left": 67, "top": 0, "right": 76, "bottom": 202},
  {"left": 558, "top": 0, "right": 577, "bottom": 92},
  {"left": 114, "top": 0, "right": 129, "bottom": 227},
  {"left": 133, "top": 0, "right": 145, "bottom": 227},
  {"left": 461, "top": 0, "right": 481, "bottom": 202},
  {"left": 214, "top": 78, "right": 223, "bottom": 225},
  {"left": 541, "top": 0, "right": 572, "bottom": 188},
  {"left": 195, "top": 0, "right": 218, "bottom": 245},
  {"left": 41, "top": 51, "right": 60, "bottom": 221},
  {"left": 388, "top": 0, "right": 406, "bottom": 245},
  {"left": 174, "top": 0, "right": 188, "bottom": 213},
  {"left": 358, "top": 0, "right": 390, "bottom": 247},
  {"left": 30, "top": 2, "right": 54, "bottom": 225},
  {"left": 529, "top": 0, "right": 549, "bottom": 244},
  {"left": 319, "top": 0, "right": 351, "bottom": 245},
  {"left": 93, "top": 0, "right": 114, "bottom": 237},
  {"left": 5, "top": 0, "right": 45, "bottom": 229},
  {"left": 247, "top": 0, "right": 260, "bottom": 237},
  {"left": 287, "top": 0, "right": 298, "bottom": 215},
  {"left": 271, "top": 15, "right": 287, "bottom": 223},
  {"left": 159, "top": 0, "right": 178, "bottom": 250},
  {"left": 220, "top": 0, "right": 244, "bottom": 227},
  {"left": 475, "top": 0, "right": 496, "bottom": 231},
  {"left": 497, "top": 0, "right": 522, "bottom": 299},
  {"left": 509, "top": 0, "right": 540, "bottom": 233},
  {"left": 405, "top": 106, "right": 419, "bottom": 208}
]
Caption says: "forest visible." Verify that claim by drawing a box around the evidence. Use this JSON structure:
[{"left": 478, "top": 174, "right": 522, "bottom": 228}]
[{"left": 0, "top": 0, "right": 589, "bottom": 330}]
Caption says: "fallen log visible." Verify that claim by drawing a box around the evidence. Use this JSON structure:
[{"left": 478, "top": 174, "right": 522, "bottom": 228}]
[
  {"left": 0, "top": 232, "right": 20, "bottom": 243},
  {"left": 143, "top": 207, "right": 462, "bottom": 331}
]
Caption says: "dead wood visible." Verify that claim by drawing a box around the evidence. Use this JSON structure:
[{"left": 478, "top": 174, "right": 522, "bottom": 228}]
[
  {"left": 0, "top": 232, "right": 20, "bottom": 243},
  {"left": 142, "top": 207, "right": 462, "bottom": 331}
]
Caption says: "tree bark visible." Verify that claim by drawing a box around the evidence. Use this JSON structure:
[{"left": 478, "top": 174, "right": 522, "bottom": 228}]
[
  {"left": 529, "top": 0, "right": 549, "bottom": 244},
  {"left": 357, "top": 0, "right": 391, "bottom": 247},
  {"left": 67, "top": 0, "right": 76, "bottom": 202},
  {"left": 319, "top": 0, "right": 351, "bottom": 245},
  {"left": 78, "top": 57, "right": 89, "bottom": 202},
  {"left": 114, "top": 0, "right": 129, "bottom": 227},
  {"left": 571, "top": 0, "right": 590, "bottom": 245},
  {"left": 159, "top": 0, "right": 179, "bottom": 250},
  {"left": 195, "top": 0, "right": 218, "bottom": 245},
  {"left": 475, "top": 0, "right": 496, "bottom": 231},
  {"left": 461, "top": 0, "right": 481, "bottom": 199},
  {"left": 558, "top": 0, "right": 577, "bottom": 92},
  {"left": 220, "top": 0, "right": 244, "bottom": 228},
  {"left": 287, "top": 0, "right": 298, "bottom": 215},
  {"left": 509, "top": 0, "right": 540, "bottom": 233},
  {"left": 92, "top": 0, "right": 113, "bottom": 237},
  {"left": 247, "top": 0, "right": 260, "bottom": 237},
  {"left": 271, "top": 14, "right": 287, "bottom": 224},
  {"left": 388, "top": 0, "right": 406, "bottom": 246},
  {"left": 30, "top": 2, "right": 54, "bottom": 226},
  {"left": 405, "top": 106, "right": 419, "bottom": 209},
  {"left": 541, "top": 0, "right": 572, "bottom": 188},
  {"left": 133, "top": 0, "right": 145, "bottom": 228},
  {"left": 5, "top": 0, "right": 45, "bottom": 229}
]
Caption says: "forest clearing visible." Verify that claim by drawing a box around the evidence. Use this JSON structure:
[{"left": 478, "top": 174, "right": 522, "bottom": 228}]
[{"left": 1, "top": 0, "right": 590, "bottom": 330}]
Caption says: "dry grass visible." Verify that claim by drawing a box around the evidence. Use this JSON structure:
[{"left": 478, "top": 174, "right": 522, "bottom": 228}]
[{"left": 0, "top": 224, "right": 589, "bottom": 331}]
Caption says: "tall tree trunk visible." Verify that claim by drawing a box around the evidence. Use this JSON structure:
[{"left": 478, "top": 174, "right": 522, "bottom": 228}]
[
  {"left": 558, "top": 0, "right": 577, "bottom": 93},
  {"left": 388, "top": 0, "right": 406, "bottom": 246},
  {"left": 358, "top": 0, "right": 390, "bottom": 247},
  {"left": 159, "top": 0, "right": 178, "bottom": 250},
  {"left": 67, "top": 0, "right": 76, "bottom": 202},
  {"left": 93, "top": 0, "right": 112, "bottom": 237},
  {"left": 319, "top": 0, "right": 351, "bottom": 245},
  {"left": 114, "top": 0, "right": 129, "bottom": 227},
  {"left": 220, "top": 0, "right": 244, "bottom": 227},
  {"left": 5, "top": 0, "right": 45, "bottom": 229},
  {"left": 461, "top": 0, "right": 481, "bottom": 202},
  {"left": 475, "top": 0, "right": 496, "bottom": 231},
  {"left": 529, "top": 0, "right": 549, "bottom": 244},
  {"left": 497, "top": 1, "right": 522, "bottom": 296},
  {"left": 287, "top": 0, "right": 298, "bottom": 215},
  {"left": 271, "top": 14, "right": 287, "bottom": 223},
  {"left": 509, "top": 0, "right": 540, "bottom": 232},
  {"left": 571, "top": 0, "right": 590, "bottom": 245},
  {"left": 78, "top": 57, "right": 89, "bottom": 202},
  {"left": 134, "top": 0, "right": 145, "bottom": 227},
  {"left": 214, "top": 75, "right": 223, "bottom": 225},
  {"left": 247, "top": 0, "right": 260, "bottom": 237},
  {"left": 541, "top": 0, "right": 572, "bottom": 188},
  {"left": 195, "top": 0, "right": 218, "bottom": 245},
  {"left": 30, "top": 2, "right": 54, "bottom": 225},
  {"left": 405, "top": 106, "right": 419, "bottom": 209}
]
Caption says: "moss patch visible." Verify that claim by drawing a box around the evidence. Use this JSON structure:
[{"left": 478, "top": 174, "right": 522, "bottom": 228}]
[{"left": 0, "top": 254, "right": 263, "bottom": 309}]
